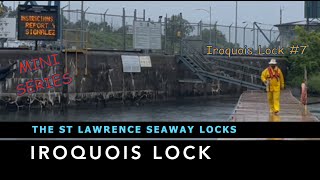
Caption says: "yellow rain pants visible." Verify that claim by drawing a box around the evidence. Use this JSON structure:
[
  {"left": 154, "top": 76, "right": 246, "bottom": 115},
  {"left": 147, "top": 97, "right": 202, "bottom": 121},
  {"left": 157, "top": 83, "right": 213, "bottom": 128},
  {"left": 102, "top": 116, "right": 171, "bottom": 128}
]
[{"left": 261, "top": 66, "right": 284, "bottom": 113}]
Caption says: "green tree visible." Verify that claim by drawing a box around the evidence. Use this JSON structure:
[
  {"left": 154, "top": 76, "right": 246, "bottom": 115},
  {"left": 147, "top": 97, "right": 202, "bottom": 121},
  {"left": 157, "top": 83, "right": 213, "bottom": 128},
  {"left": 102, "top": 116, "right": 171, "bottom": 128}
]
[
  {"left": 165, "top": 14, "right": 195, "bottom": 53},
  {"left": 0, "top": 1, "right": 8, "bottom": 17},
  {"left": 115, "top": 25, "right": 129, "bottom": 33},
  {"left": 165, "top": 14, "right": 195, "bottom": 40},
  {"left": 200, "top": 28, "right": 239, "bottom": 48},
  {"left": 287, "top": 26, "right": 320, "bottom": 94}
]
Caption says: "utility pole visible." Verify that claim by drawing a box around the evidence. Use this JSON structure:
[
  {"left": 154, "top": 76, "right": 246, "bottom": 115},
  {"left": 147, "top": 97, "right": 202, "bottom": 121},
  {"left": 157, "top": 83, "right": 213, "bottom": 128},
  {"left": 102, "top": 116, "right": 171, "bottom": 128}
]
[
  {"left": 306, "top": 4, "right": 309, "bottom": 31},
  {"left": 235, "top": 1, "right": 238, "bottom": 47}
]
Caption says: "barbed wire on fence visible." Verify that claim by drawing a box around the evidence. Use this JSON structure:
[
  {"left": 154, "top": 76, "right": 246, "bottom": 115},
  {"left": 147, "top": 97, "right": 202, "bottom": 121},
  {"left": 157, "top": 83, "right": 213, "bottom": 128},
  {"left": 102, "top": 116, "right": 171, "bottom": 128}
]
[{"left": 0, "top": 6, "right": 304, "bottom": 53}]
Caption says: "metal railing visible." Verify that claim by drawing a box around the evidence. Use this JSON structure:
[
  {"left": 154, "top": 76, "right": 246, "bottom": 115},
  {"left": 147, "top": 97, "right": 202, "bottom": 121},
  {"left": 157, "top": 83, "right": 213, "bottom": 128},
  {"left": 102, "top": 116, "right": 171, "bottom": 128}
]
[{"left": 179, "top": 40, "right": 265, "bottom": 90}]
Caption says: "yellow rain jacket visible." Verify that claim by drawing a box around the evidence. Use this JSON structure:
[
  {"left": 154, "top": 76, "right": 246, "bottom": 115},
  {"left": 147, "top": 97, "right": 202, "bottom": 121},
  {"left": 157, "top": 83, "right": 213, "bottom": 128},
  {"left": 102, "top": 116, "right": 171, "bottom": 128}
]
[
  {"left": 261, "top": 66, "right": 284, "bottom": 92},
  {"left": 261, "top": 66, "right": 285, "bottom": 114}
]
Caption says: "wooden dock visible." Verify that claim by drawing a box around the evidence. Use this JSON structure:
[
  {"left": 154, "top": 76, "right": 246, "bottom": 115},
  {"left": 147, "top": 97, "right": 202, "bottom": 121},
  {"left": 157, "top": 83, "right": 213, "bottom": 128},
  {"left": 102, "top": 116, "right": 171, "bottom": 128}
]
[
  {"left": 217, "top": 90, "right": 320, "bottom": 140},
  {"left": 230, "top": 90, "right": 319, "bottom": 122}
]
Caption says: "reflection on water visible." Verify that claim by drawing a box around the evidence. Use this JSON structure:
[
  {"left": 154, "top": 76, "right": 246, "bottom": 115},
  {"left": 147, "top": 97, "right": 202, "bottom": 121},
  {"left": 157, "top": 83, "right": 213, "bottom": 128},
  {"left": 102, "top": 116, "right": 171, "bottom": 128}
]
[
  {"left": 269, "top": 114, "right": 281, "bottom": 122},
  {"left": 0, "top": 97, "right": 239, "bottom": 122},
  {"left": 309, "top": 104, "right": 320, "bottom": 120}
]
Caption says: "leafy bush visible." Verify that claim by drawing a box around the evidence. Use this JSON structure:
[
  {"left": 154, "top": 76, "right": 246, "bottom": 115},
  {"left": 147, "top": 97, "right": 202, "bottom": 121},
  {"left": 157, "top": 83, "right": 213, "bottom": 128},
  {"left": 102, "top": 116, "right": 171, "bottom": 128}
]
[
  {"left": 286, "top": 26, "right": 320, "bottom": 94},
  {"left": 308, "top": 73, "right": 320, "bottom": 94}
]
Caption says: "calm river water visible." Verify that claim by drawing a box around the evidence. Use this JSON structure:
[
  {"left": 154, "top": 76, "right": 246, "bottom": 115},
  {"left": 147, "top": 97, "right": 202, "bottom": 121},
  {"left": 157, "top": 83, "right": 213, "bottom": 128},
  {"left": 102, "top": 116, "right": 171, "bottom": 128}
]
[
  {"left": 0, "top": 96, "right": 239, "bottom": 122},
  {"left": 0, "top": 95, "right": 318, "bottom": 122}
]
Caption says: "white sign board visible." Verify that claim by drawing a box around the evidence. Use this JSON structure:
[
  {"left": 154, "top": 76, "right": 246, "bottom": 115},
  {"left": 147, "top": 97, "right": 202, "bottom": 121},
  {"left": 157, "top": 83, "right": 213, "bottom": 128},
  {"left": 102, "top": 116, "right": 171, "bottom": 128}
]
[
  {"left": 133, "top": 21, "right": 161, "bottom": 50},
  {"left": 139, "top": 56, "right": 152, "bottom": 67},
  {"left": 0, "top": 18, "right": 16, "bottom": 39},
  {"left": 121, "top": 55, "right": 141, "bottom": 72},
  {"left": 149, "top": 23, "right": 162, "bottom": 50},
  {"left": 133, "top": 21, "right": 150, "bottom": 49}
]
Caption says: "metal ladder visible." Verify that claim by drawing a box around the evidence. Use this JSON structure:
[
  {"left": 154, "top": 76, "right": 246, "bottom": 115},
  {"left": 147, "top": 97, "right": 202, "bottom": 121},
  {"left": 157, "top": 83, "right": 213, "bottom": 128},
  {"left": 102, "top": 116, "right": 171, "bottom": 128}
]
[{"left": 62, "top": 29, "right": 89, "bottom": 76}]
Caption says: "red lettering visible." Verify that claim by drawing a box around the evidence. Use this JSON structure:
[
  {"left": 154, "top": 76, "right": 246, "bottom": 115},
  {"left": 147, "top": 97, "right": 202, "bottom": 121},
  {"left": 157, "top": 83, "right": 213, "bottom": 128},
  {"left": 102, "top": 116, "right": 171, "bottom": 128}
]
[
  {"left": 52, "top": 74, "right": 62, "bottom": 87},
  {"left": 34, "top": 79, "right": 44, "bottom": 92},
  {"left": 44, "top": 77, "right": 53, "bottom": 89},
  {"left": 51, "top": 54, "right": 60, "bottom": 66},
  {"left": 39, "top": 57, "right": 52, "bottom": 69},
  {"left": 25, "top": 80, "right": 35, "bottom": 94},
  {"left": 31, "top": 58, "right": 39, "bottom": 71},
  {"left": 16, "top": 84, "right": 26, "bottom": 96},
  {"left": 62, "top": 73, "right": 73, "bottom": 85},
  {"left": 19, "top": 60, "right": 32, "bottom": 73}
]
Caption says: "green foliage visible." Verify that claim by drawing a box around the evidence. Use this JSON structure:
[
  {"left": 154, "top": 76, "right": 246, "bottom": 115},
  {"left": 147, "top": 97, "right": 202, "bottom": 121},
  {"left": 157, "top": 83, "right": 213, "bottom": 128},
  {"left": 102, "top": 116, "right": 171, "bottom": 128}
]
[
  {"left": 165, "top": 14, "right": 195, "bottom": 39},
  {"left": 164, "top": 14, "right": 195, "bottom": 53},
  {"left": 287, "top": 26, "right": 320, "bottom": 94},
  {"left": 0, "top": 1, "right": 7, "bottom": 17},
  {"left": 201, "top": 28, "right": 237, "bottom": 48},
  {"left": 308, "top": 73, "right": 320, "bottom": 94}
]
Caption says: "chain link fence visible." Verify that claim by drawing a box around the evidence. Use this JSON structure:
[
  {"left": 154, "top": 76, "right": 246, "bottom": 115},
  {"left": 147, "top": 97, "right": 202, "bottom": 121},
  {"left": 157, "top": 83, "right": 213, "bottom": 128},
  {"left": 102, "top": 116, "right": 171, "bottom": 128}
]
[
  {"left": 0, "top": 4, "right": 299, "bottom": 54},
  {"left": 62, "top": 8, "right": 145, "bottom": 50},
  {"left": 162, "top": 14, "right": 283, "bottom": 55},
  {"left": 189, "top": 23, "right": 281, "bottom": 49}
]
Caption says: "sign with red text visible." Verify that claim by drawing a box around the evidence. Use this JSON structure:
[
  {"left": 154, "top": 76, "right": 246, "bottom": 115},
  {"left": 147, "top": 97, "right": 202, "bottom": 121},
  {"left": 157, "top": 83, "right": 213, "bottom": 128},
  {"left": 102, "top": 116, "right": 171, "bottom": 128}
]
[{"left": 17, "top": 5, "right": 58, "bottom": 41}]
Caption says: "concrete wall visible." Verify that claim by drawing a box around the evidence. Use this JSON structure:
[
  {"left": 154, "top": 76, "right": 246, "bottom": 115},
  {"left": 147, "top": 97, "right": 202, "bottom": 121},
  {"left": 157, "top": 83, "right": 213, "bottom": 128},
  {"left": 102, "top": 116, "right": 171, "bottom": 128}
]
[{"left": 0, "top": 50, "right": 288, "bottom": 110}]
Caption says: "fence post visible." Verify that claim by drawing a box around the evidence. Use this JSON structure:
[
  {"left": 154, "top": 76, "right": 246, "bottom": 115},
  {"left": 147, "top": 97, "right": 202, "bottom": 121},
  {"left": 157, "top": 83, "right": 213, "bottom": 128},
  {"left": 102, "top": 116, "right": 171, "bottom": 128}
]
[
  {"left": 252, "top": 23, "right": 255, "bottom": 51},
  {"left": 179, "top": 13, "right": 182, "bottom": 56},
  {"left": 269, "top": 27, "right": 273, "bottom": 47},
  {"left": 256, "top": 29, "right": 259, "bottom": 50},
  {"left": 143, "top": 9, "right": 145, "bottom": 21},
  {"left": 81, "top": 1, "right": 84, "bottom": 49},
  {"left": 123, "top": 8, "right": 126, "bottom": 51},
  {"left": 134, "top": 9, "right": 137, "bottom": 21},
  {"left": 200, "top": 20, "right": 203, "bottom": 40},
  {"left": 60, "top": 9, "right": 63, "bottom": 51},
  {"left": 228, "top": 24, "right": 232, "bottom": 45},
  {"left": 164, "top": 14, "right": 167, "bottom": 54},
  {"left": 172, "top": 15, "right": 175, "bottom": 54},
  {"left": 214, "top": 22, "right": 217, "bottom": 47},
  {"left": 243, "top": 26, "right": 246, "bottom": 48}
]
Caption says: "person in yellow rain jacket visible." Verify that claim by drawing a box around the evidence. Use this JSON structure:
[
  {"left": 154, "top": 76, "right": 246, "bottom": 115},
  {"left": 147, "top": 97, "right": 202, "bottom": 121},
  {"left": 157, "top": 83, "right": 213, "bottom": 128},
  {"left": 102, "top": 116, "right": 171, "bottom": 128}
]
[{"left": 261, "top": 59, "right": 285, "bottom": 114}]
